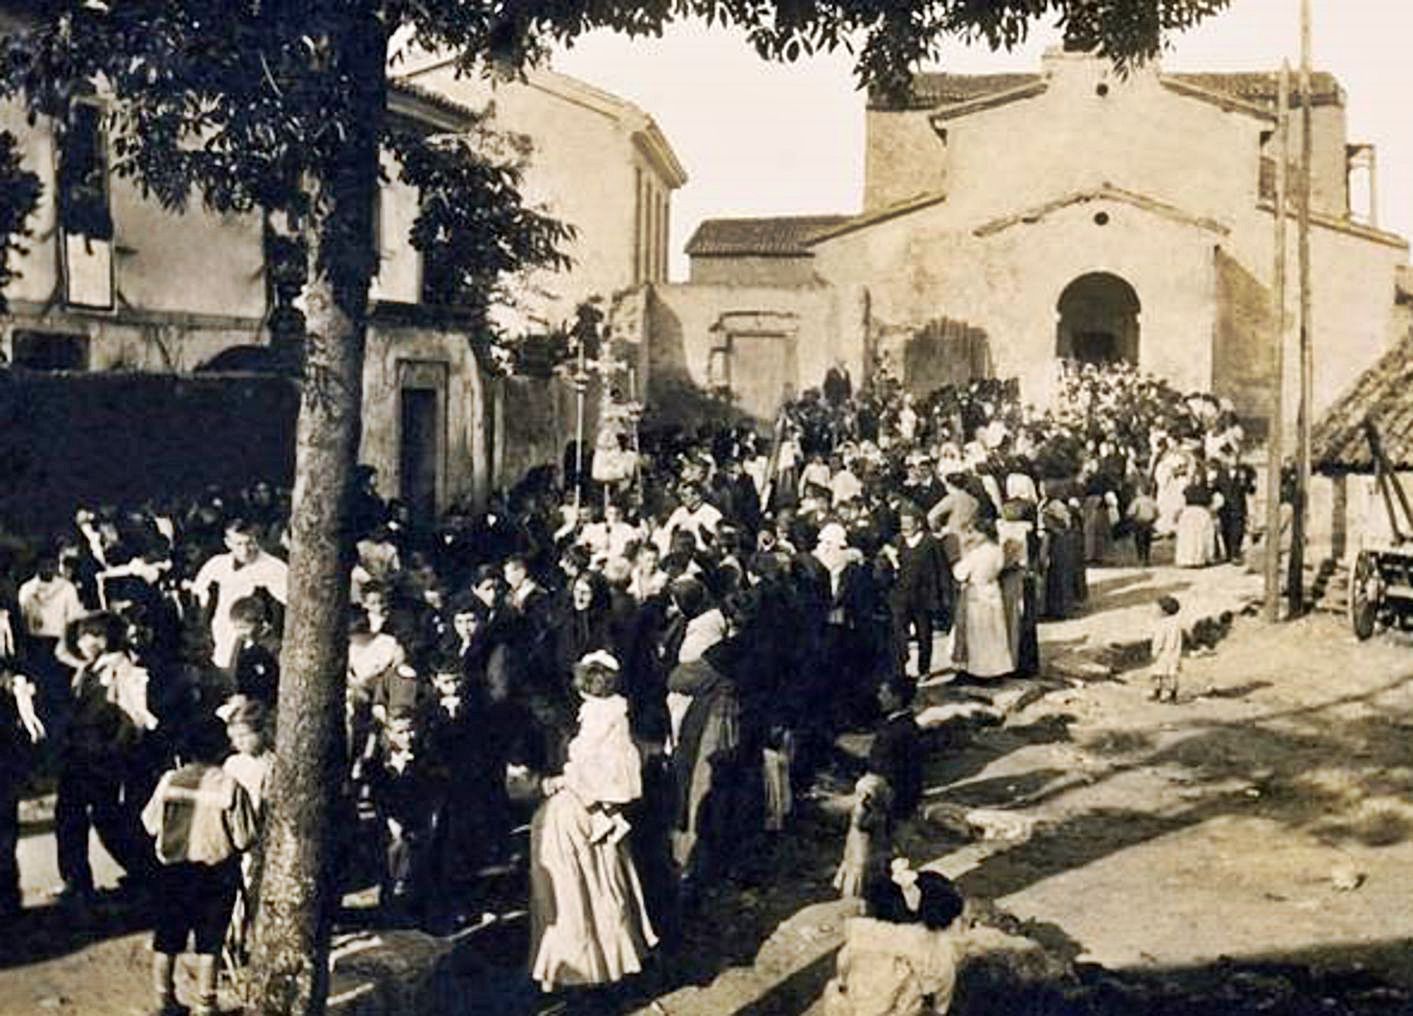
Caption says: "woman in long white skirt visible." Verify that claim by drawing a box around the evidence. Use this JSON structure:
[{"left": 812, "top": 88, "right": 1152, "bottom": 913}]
[
  {"left": 529, "top": 654, "right": 657, "bottom": 993},
  {"left": 951, "top": 523, "right": 1016, "bottom": 680},
  {"left": 1173, "top": 485, "right": 1217, "bottom": 568}
]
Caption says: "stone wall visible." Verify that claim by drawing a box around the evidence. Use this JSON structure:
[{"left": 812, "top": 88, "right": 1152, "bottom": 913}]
[
  {"left": 491, "top": 373, "right": 602, "bottom": 495},
  {"left": 635, "top": 280, "right": 865, "bottom": 424},
  {"left": 1212, "top": 246, "right": 1277, "bottom": 427},
  {"left": 863, "top": 106, "right": 949, "bottom": 212},
  {"left": 359, "top": 323, "right": 490, "bottom": 513},
  {"left": 688, "top": 254, "right": 820, "bottom": 287}
]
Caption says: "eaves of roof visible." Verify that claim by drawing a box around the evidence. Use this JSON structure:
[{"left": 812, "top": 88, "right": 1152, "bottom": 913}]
[
  {"left": 1255, "top": 200, "right": 1410, "bottom": 251},
  {"left": 973, "top": 185, "right": 1231, "bottom": 238},
  {"left": 387, "top": 79, "right": 479, "bottom": 131},
  {"left": 399, "top": 57, "right": 687, "bottom": 188},
  {"left": 1157, "top": 76, "right": 1276, "bottom": 122},
  {"left": 805, "top": 192, "right": 949, "bottom": 245},
  {"left": 686, "top": 215, "right": 853, "bottom": 257},
  {"left": 927, "top": 80, "right": 1049, "bottom": 125}
]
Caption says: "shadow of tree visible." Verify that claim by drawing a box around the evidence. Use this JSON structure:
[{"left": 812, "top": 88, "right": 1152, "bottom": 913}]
[
  {"left": 934, "top": 667, "right": 1413, "bottom": 917},
  {"left": 950, "top": 937, "right": 1413, "bottom": 1016},
  {"left": 1079, "top": 578, "right": 1193, "bottom": 616},
  {"left": 0, "top": 893, "right": 152, "bottom": 969}
]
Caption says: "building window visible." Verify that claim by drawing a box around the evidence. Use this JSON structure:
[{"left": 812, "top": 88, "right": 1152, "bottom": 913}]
[
  {"left": 59, "top": 102, "right": 112, "bottom": 241},
  {"left": 633, "top": 167, "right": 644, "bottom": 285},
  {"left": 659, "top": 194, "right": 671, "bottom": 283},
  {"left": 58, "top": 101, "right": 114, "bottom": 310},
  {"left": 707, "top": 348, "right": 730, "bottom": 392},
  {"left": 11, "top": 330, "right": 90, "bottom": 371}
]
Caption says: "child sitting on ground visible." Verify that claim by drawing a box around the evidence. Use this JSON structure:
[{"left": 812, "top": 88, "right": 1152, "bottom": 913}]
[
  {"left": 823, "top": 861, "right": 969, "bottom": 1016},
  {"left": 1149, "top": 595, "right": 1184, "bottom": 703},
  {"left": 142, "top": 716, "right": 259, "bottom": 1016}
]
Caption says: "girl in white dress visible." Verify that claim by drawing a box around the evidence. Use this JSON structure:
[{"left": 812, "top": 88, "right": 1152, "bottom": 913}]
[{"left": 529, "top": 652, "right": 657, "bottom": 993}]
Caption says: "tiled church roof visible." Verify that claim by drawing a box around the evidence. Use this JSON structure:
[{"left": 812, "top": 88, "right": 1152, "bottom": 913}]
[
  {"left": 888, "top": 72, "right": 1043, "bottom": 109},
  {"left": 685, "top": 215, "right": 854, "bottom": 257},
  {"left": 1167, "top": 71, "right": 1343, "bottom": 108},
  {"left": 870, "top": 69, "right": 1344, "bottom": 111}
]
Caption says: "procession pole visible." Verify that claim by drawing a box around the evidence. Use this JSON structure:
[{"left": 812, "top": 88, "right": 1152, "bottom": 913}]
[
  {"left": 574, "top": 331, "right": 587, "bottom": 514},
  {"left": 1264, "top": 64, "right": 1290, "bottom": 622},
  {"left": 1287, "top": 0, "right": 1314, "bottom": 617}
]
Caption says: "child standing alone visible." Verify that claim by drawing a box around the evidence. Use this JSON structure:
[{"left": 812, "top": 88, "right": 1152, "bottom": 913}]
[
  {"left": 1149, "top": 595, "right": 1183, "bottom": 703},
  {"left": 142, "top": 716, "right": 259, "bottom": 1016}
]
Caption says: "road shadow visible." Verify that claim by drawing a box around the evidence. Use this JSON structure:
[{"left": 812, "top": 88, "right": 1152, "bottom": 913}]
[
  {"left": 929, "top": 667, "right": 1413, "bottom": 926},
  {"left": 1081, "top": 578, "right": 1194, "bottom": 615},
  {"left": 950, "top": 935, "right": 1413, "bottom": 1015},
  {"left": 0, "top": 892, "right": 152, "bottom": 969}
]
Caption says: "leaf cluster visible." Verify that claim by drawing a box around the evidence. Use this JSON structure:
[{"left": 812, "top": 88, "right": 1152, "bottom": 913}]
[
  {"left": 0, "top": 0, "right": 1229, "bottom": 311},
  {"left": 0, "top": 129, "right": 41, "bottom": 314}
]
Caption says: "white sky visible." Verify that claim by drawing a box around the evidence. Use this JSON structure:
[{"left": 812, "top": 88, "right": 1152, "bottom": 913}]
[{"left": 552, "top": 0, "right": 1413, "bottom": 281}]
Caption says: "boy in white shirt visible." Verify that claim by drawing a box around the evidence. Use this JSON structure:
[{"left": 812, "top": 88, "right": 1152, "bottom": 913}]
[{"left": 191, "top": 518, "right": 288, "bottom": 669}]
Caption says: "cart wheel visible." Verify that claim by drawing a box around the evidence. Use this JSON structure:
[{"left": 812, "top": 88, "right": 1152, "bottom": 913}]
[{"left": 1349, "top": 551, "right": 1380, "bottom": 641}]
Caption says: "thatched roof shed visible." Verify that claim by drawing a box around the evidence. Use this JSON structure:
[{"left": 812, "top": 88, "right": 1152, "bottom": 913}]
[{"left": 1313, "top": 337, "right": 1413, "bottom": 474}]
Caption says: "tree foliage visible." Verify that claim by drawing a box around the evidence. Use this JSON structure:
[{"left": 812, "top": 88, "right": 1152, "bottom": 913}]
[
  {"left": 0, "top": 2, "right": 1232, "bottom": 1012},
  {"left": 0, "top": 3, "right": 575, "bottom": 319},
  {"left": 0, "top": 129, "right": 40, "bottom": 314}
]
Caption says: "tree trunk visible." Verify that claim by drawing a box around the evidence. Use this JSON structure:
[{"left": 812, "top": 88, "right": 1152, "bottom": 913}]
[{"left": 246, "top": 15, "right": 386, "bottom": 1016}]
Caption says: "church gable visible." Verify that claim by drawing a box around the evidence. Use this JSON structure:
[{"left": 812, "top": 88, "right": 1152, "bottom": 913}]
[
  {"left": 971, "top": 185, "right": 1231, "bottom": 239},
  {"left": 864, "top": 52, "right": 1355, "bottom": 224}
]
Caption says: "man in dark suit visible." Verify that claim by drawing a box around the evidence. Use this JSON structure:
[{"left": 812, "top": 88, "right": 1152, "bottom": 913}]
[
  {"left": 868, "top": 674, "right": 922, "bottom": 820},
  {"left": 888, "top": 505, "right": 946, "bottom": 678}
]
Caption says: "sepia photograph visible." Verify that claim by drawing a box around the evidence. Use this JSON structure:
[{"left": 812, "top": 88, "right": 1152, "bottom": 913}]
[{"left": 0, "top": 1, "right": 1411, "bottom": 1013}]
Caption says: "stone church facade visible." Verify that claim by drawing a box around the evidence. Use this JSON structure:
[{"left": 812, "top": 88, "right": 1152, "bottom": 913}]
[{"left": 632, "top": 49, "right": 1413, "bottom": 430}]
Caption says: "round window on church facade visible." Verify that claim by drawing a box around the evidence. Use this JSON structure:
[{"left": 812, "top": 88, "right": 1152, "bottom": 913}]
[{"left": 1094, "top": 211, "right": 1110, "bottom": 226}]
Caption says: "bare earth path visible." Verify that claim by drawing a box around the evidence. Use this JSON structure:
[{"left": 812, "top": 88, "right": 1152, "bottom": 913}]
[{"left": 6, "top": 563, "right": 1413, "bottom": 1015}]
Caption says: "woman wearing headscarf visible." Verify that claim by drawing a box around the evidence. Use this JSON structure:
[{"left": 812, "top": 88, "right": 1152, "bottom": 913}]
[
  {"left": 663, "top": 576, "right": 726, "bottom": 750},
  {"left": 1039, "top": 483, "right": 1086, "bottom": 620},
  {"left": 667, "top": 642, "right": 743, "bottom": 899},
  {"left": 997, "top": 499, "right": 1041, "bottom": 679},
  {"left": 553, "top": 572, "right": 614, "bottom": 691},
  {"left": 1080, "top": 473, "right": 1115, "bottom": 565}
]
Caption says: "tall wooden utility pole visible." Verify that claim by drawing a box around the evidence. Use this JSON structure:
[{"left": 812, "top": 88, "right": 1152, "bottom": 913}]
[
  {"left": 1264, "top": 64, "right": 1291, "bottom": 622},
  {"left": 1287, "top": 0, "right": 1314, "bottom": 617}
]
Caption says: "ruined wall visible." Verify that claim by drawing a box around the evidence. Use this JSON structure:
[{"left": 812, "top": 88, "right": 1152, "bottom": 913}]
[
  {"left": 360, "top": 324, "right": 489, "bottom": 512},
  {"left": 493, "top": 374, "right": 602, "bottom": 494},
  {"left": 642, "top": 280, "right": 860, "bottom": 423}
]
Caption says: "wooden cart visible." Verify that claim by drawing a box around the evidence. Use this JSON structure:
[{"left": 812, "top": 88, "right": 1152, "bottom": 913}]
[{"left": 1349, "top": 419, "right": 1413, "bottom": 639}]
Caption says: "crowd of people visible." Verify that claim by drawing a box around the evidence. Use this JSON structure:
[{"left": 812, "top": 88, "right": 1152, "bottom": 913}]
[{"left": 0, "top": 356, "right": 1255, "bottom": 1014}]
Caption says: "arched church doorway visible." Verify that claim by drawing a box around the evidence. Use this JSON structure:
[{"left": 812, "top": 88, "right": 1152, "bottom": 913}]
[{"left": 1055, "top": 272, "right": 1140, "bottom": 365}]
